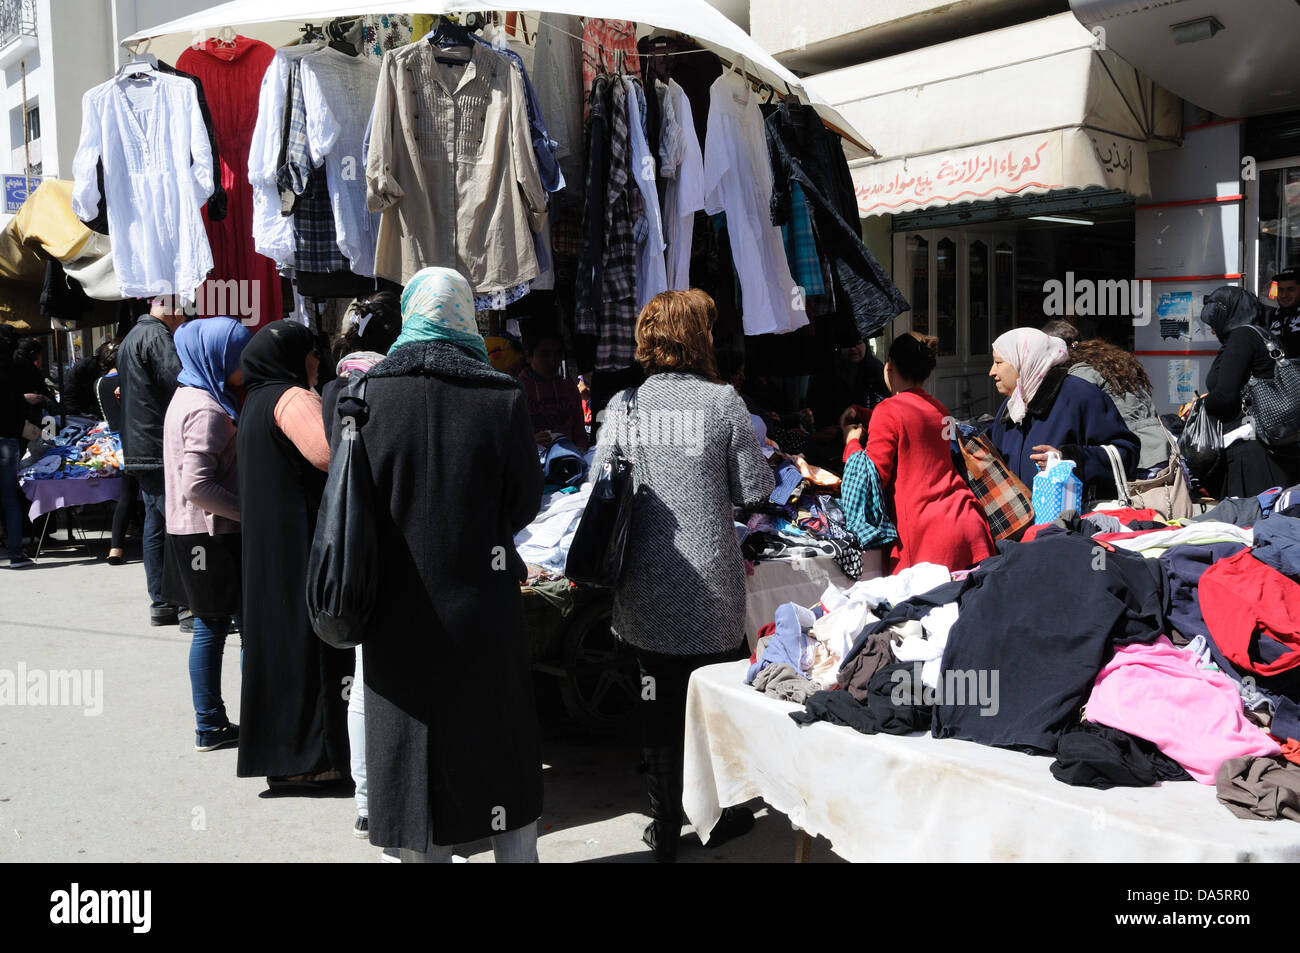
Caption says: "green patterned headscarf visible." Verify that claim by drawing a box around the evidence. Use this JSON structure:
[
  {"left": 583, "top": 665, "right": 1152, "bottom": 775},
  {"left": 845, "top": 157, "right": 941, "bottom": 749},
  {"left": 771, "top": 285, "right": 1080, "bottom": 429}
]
[{"left": 391, "top": 267, "right": 489, "bottom": 364}]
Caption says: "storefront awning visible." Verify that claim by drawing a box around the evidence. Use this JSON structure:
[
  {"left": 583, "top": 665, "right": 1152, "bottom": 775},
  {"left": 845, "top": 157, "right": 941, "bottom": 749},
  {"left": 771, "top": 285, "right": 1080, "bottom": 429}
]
[
  {"left": 120, "top": 0, "right": 877, "bottom": 158},
  {"left": 803, "top": 13, "right": 1182, "bottom": 217}
]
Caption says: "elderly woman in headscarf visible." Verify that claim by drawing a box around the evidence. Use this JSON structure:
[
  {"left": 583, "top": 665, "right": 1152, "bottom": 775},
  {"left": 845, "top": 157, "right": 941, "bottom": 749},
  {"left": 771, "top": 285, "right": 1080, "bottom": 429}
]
[
  {"left": 988, "top": 327, "right": 1140, "bottom": 499},
  {"left": 1201, "top": 286, "right": 1300, "bottom": 497},
  {"left": 236, "top": 320, "right": 351, "bottom": 791},
  {"left": 354, "top": 267, "right": 543, "bottom": 863},
  {"left": 161, "top": 317, "right": 252, "bottom": 753}
]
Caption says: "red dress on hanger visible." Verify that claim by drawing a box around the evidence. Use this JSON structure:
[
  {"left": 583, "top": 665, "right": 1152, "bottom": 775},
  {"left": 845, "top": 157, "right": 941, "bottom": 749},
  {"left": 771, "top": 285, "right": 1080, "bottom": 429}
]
[{"left": 178, "top": 36, "right": 281, "bottom": 330}]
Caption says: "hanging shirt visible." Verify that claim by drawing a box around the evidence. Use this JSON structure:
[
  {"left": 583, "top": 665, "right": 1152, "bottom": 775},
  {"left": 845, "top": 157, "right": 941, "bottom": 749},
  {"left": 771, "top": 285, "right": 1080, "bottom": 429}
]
[
  {"left": 662, "top": 79, "right": 704, "bottom": 291},
  {"left": 596, "top": 74, "right": 643, "bottom": 370},
  {"left": 531, "top": 14, "right": 585, "bottom": 206},
  {"left": 703, "top": 71, "right": 808, "bottom": 336},
  {"left": 249, "top": 43, "right": 323, "bottom": 270},
  {"left": 71, "top": 72, "right": 214, "bottom": 302},
  {"left": 366, "top": 40, "right": 548, "bottom": 292},
  {"left": 300, "top": 47, "right": 382, "bottom": 278},
  {"left": 280, "top": 56, "right": 349, "bottom": 275},
  {"left": 582, "top": 19, "right": 639, "bottom": 103},
  {"left": 623, "top": 76, "right": 667, "bottom": 312}
]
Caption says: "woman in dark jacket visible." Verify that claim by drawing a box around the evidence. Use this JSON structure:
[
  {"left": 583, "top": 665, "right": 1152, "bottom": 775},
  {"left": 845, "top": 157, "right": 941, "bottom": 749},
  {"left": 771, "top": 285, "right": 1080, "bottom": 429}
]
[
  {"left": 592, "top": 289, "right": 776, "bottom": 862},
  {"left": 236, "top": 320, "right": 351, "bottom": 789},
  {"left": 355, "top": 268, "right": 544, "bottom": 863},
  {"left": 988, "top": 327, "right": 1140, "bottom": 499},
  {"left": 1201, "top": 286, "right": 1300, "bottom": 497}
]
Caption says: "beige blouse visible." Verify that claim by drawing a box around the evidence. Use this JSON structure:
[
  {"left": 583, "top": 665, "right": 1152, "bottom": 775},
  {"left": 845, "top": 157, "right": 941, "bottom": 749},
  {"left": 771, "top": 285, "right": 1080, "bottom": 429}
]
[{"left": 366, "top": 41, "right": 548, "bottom": 292}]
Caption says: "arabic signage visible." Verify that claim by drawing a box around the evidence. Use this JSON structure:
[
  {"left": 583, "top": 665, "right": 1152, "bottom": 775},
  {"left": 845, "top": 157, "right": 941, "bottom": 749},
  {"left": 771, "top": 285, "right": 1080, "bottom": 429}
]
[
  {"left": 852, "top": 129, "right": 1147, "bottom": 217},
  {"left": 3, "top": 174, "right": 41, "bottom": 214}
]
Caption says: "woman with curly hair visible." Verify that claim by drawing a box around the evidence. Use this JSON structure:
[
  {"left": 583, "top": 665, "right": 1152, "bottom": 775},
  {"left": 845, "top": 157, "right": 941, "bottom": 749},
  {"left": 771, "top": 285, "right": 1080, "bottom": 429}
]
[
  {"left": 1041, "top": 321, "right": 1169, "bottom": 476},
  {"left": 592, "top": 288, "right": 775, "bottom": 862}
]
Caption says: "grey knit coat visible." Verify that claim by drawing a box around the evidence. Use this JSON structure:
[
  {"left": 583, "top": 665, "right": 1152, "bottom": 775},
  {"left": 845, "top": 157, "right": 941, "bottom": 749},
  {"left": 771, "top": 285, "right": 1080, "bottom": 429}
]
[{"left": 591, "top": 373, "right": 776, "bottom": 655}]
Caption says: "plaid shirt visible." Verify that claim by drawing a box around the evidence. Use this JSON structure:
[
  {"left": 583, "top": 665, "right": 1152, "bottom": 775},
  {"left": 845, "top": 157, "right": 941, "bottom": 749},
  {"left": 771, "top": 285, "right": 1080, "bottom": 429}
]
[
  {"left": 841, "top": 450, "right": 898, "bottom": 549},
  {"left": 598, "top": 80, "right": 642, "bottom": 370},
  {"left": 277, "top": 60, "right": 348, "bottom": 274},
  {"left": 782, "top": 181, "right": 825, "bottom": 298},
  {"left": 575, "top": 75, "right": 611, "bottom": 339}
]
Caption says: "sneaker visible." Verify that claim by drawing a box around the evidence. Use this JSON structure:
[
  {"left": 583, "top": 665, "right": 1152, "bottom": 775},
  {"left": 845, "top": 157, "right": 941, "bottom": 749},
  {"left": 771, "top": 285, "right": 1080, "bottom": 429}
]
[
  {"left": 703, "top": 806, "right": 754, "bottom": 849},
  {"left": 353, "top": 815, "right": 369, "bottom": 838},
  {"left": 179, "top": 609, "right": 194, "bottom": 634},
  {"left": 195, "top": 723, "right": 239, "bottom": 752},
  {"left": 151, "top": 611, "right": 179, "bottom": 627},
  {"left": 380, "top": 848, "right": 401, "bottom": 863},
  {"left": 9, "top": 554, "right": 33, "bottom": 569}
]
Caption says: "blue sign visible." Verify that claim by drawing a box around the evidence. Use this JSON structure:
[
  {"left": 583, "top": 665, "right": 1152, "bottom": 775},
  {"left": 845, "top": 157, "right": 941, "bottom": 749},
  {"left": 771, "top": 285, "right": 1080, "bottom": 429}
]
[{"left": 4, "top": 174, "right": 41, "bottom": 214}]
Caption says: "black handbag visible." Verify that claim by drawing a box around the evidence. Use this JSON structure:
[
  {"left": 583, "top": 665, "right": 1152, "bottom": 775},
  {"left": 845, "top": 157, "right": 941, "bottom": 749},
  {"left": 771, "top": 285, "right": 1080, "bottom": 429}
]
[
  {"left": 306, "top": 376, "right": 379, "bottom": 649},
  {"left": 564, "top": 388, "right": 638, "bottom": 588},
  {"left": 1177, "top": 394, "right": 1224, "bottom": 478},
  {"left": 1243, "top": 326, "right": 1300, "bottom": 447}
]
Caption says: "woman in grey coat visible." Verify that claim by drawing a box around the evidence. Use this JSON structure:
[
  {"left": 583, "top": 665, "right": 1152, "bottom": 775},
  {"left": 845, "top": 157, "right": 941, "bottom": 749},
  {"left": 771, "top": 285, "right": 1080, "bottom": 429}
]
[{"left": 591, "top": 289, "right": 775, "bottom": 862}]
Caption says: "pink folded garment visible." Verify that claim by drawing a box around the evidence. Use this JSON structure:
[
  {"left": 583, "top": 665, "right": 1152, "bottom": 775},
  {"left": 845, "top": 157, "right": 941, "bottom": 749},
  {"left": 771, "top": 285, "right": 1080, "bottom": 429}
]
[{"left": 1085, "top": 635, "right": 1281, "bottom": 784}]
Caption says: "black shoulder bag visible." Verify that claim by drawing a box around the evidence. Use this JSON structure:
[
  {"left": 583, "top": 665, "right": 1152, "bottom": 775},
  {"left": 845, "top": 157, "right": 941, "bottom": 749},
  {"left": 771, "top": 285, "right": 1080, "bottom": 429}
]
[
  {"left": 565, "top": 388, "right": 638, "bottom": 588},
  {"left": 307, "top": 375, "right": 379, "bottom": 649}
]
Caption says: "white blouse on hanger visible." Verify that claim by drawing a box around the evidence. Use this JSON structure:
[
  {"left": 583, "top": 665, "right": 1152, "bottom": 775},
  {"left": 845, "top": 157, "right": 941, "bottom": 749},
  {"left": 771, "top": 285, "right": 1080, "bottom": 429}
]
[
  {"left": 703, "top": 70, "right": 808, "bottom": 336},
  {"left": 624, "top": 76, "right": 667, "bottom": 311},
  {"left": 300, "top": 47, "right": 382, "bottom": 278},
  {"left": 72, "top": 72, "right": 214, "bottom": 302},
  {"left": 662, "top": 79, "right": 705, "bottom": 292}
]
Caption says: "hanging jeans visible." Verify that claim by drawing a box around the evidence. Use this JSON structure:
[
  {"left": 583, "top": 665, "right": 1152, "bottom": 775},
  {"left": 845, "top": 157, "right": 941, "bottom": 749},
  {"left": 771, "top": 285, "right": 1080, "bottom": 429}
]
[
  {"left": 398, "top": 818, "right": 540, "bottom": 864},
  {"left": 0, "top": 438, "right": 24, "bottom": 560},
  {"left": 191, "top": 615, "right": 238, "bottom": 733}
]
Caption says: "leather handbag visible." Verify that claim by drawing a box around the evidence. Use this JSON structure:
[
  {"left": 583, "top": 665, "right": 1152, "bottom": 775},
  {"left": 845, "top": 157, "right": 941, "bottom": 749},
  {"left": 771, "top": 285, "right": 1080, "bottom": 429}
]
[
  {"left": 1243, "top": 326, "right": 1300, "bottom": 447},
  {"left": 565, "top": 388, "right": 638, "bottom": 588},
  {"left": 1101, "top": 435, "right": 1194, "bottom": 521},
  {"left": 306, "top": 376, "right": 379, "bottom": 649},
  {"left": 956, "top": 432, "right": 1033, "bottom": 540}
]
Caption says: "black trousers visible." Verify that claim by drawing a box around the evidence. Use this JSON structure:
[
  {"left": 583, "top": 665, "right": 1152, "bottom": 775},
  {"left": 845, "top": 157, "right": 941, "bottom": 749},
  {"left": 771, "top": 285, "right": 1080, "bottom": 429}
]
[{"left": 634, "top": 642, "right": 747, "bottom": 750}]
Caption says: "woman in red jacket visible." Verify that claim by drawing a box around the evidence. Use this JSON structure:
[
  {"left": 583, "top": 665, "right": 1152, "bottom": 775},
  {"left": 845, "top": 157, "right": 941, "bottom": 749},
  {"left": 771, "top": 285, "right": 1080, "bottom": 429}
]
[{"left": 842, "top": 332, "right": 995, "bottom": 573}]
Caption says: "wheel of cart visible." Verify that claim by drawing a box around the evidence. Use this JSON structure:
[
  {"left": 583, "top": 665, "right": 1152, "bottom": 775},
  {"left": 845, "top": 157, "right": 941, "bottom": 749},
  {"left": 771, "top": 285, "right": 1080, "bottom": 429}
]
[{"left": 526, "top": 584, "right": 638, "bottom": 734}]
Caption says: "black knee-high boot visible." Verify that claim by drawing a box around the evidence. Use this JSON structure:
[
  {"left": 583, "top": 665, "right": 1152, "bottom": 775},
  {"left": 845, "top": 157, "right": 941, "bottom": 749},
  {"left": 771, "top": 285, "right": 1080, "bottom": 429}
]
[{"left": 640, "top": 745, "right": 682, "bottom": 863}]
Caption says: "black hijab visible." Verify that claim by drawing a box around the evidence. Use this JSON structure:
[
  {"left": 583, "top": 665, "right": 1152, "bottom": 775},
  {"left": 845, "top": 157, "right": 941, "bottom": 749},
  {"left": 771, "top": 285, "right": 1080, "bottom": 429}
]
[
  {"left": 241, "top": 320, "right": 316, "bottom": 395},
  {"left": 1201, "top": 287, "right": 1262, "bottom": 344}
]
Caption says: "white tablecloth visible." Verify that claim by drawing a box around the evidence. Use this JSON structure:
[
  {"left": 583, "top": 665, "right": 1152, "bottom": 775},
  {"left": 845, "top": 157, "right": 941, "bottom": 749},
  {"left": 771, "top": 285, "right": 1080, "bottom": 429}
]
[
  {"left": 742, "top": 550, "right": 883, "bottom": 650},
  {"left": 683, "top": 660, "right": 1300, "bottom": 862}
]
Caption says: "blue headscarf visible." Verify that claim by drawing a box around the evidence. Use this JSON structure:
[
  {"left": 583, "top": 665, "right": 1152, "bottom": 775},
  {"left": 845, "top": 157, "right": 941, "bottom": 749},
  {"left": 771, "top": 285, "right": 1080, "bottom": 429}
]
[
  {"left": 175, "top": 317, "right": 253, "bottom": 421},
  {"left": 390, "top": 267, "right": 489, "bottom": 364}
]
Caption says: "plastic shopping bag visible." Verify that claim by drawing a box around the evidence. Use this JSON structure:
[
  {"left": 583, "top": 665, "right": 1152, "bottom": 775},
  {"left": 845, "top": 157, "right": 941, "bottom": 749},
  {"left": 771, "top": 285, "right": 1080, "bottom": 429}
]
[{"left": 1031, "top": 452, "right": 1083, "bottom": 524}]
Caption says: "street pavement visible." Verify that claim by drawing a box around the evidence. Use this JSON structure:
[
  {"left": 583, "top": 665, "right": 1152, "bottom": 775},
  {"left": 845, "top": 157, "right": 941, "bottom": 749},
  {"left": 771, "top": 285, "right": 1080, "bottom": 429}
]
[{"left": 0, "top": 524, "right": 842, "bottom": 863}]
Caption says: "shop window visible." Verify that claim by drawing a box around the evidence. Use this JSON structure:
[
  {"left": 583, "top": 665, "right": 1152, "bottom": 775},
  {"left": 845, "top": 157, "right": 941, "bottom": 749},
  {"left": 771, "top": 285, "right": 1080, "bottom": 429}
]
[
  {"left": 969, "top": 240, "right": 989, "bottom": 356},
  {"left": 937, "top": 237, "right": 956, "bottom": 356},
  {"left": 909, "top": 234, "right": 928, "bottom": 335},
  {"left": 994, "top": 242, "right": 1014, "bottom": 339},
  {"left": 1257, "top": 165, "right": 1300, "bottom": 293}
]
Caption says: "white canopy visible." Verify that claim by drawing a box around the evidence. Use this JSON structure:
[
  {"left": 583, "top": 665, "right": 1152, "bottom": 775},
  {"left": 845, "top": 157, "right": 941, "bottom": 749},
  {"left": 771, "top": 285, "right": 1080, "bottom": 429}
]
[
  {"left": 121, "top": 1, "right": 876, "bottom": 158},
  {"left": 805, "top": 13, "right": 1181, "bottom": 216}
]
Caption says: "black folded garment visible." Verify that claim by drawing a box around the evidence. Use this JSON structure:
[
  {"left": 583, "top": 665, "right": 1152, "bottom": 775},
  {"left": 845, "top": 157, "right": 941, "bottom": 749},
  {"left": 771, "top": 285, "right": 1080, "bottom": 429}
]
[
  {"left": 790, "top": 662, "right": 931, "bottom": 736},
  {"left": 1050, "top": 722, "right": 1191, "bottom": 789}
]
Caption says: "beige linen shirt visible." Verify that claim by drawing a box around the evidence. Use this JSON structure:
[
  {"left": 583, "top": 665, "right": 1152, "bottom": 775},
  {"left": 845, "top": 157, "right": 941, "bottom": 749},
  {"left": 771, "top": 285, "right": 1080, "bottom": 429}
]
[{"left": 366, "top": 41, "right": 548, "bottom": 292}]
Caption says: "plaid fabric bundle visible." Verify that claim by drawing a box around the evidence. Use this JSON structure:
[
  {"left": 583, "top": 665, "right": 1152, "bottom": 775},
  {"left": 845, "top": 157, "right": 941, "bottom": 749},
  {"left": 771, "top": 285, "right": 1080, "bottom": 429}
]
[
  {"left": 278, "top": 62, "right": 348, "bottom": 274},
  {"left": 957, "top": 432, "right": 1033, "bottom": 540},
  {"left": 841, "top": 450, "right": 898, "bottom": 549}
]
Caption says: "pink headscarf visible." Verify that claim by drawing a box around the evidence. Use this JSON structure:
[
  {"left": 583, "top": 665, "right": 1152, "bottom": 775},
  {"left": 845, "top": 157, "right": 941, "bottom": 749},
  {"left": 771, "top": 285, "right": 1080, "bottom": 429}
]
[{"left": 993, "top": 328, "right": 1069, "bottom": 424}]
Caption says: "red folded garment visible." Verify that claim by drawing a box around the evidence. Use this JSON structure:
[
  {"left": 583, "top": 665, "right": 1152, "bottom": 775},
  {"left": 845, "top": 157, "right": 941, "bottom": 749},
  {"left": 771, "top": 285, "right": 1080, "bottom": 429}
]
[{"left": 1199, "top": 550, "right": 1300, "bottom": 677}]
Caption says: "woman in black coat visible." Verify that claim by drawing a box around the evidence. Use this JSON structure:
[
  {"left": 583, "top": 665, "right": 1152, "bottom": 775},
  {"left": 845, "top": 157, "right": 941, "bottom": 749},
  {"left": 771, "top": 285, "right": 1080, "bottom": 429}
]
[
  {"left": 1201, "top": 286, "right": 1300, "bottom": 498},
  {"left": 236, "top": 321, "right": 351, "bottom": 788},
  {"left": 355, "top": 268, "right": 544, "bottom": 862}
]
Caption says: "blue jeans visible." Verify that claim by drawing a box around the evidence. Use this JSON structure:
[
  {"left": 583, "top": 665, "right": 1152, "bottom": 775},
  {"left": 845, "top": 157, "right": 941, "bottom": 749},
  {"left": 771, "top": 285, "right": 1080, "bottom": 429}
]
[
  {"left": 138, "top": 480, "right": 170, "bottom": 614},
  {"left": 0, "top": 438, "right": 24, "bottom": 559},
  {"left": 190, "top": 615, "right": 238, "bottom": 733}
]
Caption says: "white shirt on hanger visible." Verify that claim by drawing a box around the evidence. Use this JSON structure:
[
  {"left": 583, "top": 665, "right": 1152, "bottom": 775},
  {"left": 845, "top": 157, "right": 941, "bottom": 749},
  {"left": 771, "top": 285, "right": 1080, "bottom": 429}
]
[
  {"left": 703, "top": 70, "right": 808, "bottom": 336},
  {"left": 72, "top": 71, "right": 214, "bottom": 302},
  {"left": 300, "top": 46, "right": 382, "bottom": 278},
  {"left": 249, "top": 43, "right": 323, "bottom": 269},
  {"left": 624, "top": 76, "right": 668, "bottom": 311},
  {"left": 663, "top": 79, "right": 705, "bottom": 291}
]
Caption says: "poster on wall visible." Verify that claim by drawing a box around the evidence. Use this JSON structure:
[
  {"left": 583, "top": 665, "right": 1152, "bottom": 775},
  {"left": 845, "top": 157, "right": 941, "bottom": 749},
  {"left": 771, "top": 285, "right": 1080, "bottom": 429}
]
[
  {"left": 1155, "top": 291, "right": 1193, "bottom": 340},
  {"left": 1167, "top": 359, "right": 1199, "bottom": 405}
]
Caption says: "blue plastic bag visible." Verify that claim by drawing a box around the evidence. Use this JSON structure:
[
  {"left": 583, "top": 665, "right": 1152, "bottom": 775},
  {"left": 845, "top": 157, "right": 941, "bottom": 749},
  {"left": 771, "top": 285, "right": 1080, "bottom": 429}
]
[{"left": 1031, "top": 453, "right": 1082, "bottom": 524}]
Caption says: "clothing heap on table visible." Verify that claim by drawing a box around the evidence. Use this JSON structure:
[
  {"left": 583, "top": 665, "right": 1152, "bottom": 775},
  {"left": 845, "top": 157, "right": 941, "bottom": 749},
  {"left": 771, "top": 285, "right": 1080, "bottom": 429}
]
[
  {"left": 744, "top": 486, "right": 1300, "bottom": 822},
  {"left": 20, "top": 421, "right": 122, "bottom": 480}
]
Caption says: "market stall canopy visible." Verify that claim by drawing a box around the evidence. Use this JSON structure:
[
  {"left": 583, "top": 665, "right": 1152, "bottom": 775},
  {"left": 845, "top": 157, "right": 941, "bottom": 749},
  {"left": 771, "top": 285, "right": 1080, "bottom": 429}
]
[
  {"left": 804, "top": 13, "right": 1182, "bottom": 217},
  {"left": 119, "top": 1, "right": 877, "bottom": 158}
]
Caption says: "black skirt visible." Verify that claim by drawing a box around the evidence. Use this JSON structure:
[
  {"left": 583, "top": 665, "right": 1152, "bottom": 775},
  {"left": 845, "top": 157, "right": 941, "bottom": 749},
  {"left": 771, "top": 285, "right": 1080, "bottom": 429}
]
[{"left": 163, "top": 532, "right": 242, "bottom": 619}]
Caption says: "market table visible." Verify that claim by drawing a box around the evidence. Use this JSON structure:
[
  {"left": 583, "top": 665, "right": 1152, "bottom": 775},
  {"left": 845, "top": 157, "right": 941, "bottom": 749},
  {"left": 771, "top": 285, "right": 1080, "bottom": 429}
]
[
  {"left": 683, "top": 659, "right": 1300, "bottom": 862},
  {"left": 20, "top": 476, "right": 122, "bottom": 522},
  {"left": 743, "top": 550, "right": 884, "bottom": 651}
]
